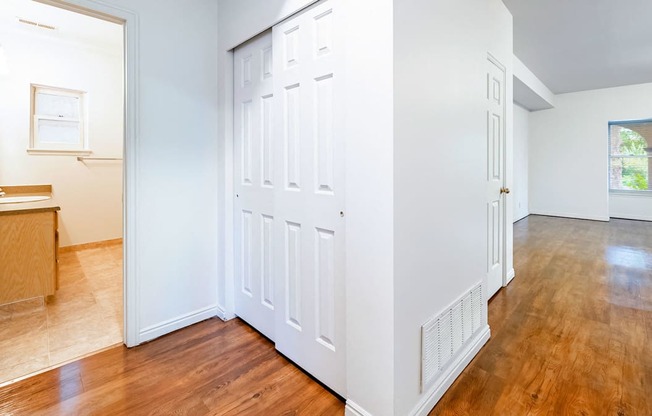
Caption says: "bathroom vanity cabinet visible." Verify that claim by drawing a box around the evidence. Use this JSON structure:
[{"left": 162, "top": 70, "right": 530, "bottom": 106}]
[{"left": 0, "top": 207, "right": 60, "bottom": 305}]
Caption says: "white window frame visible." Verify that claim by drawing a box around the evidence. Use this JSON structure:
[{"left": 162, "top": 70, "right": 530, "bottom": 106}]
[
  {"left": 608, "top": 119, "right": 652, "bottom": 195},
  {"left": 28, "top": 84, "right": 91, "bottom": 155}
]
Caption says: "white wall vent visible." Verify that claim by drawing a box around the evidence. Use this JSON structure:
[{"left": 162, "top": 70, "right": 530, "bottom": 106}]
[{"left": 421, "top": 282, "right": 484, "bottom": 392}]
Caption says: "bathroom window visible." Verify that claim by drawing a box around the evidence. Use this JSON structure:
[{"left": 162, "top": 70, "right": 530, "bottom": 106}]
[{"left": 29, "top": 85, "right": 90, "bottom": 155}]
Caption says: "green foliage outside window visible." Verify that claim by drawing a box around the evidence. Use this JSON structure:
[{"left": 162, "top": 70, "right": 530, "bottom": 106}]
[{"left": 612, "top": 128, "right": 649, "bottom": 191}]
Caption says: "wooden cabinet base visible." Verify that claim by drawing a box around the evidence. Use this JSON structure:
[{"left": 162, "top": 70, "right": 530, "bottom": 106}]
[{"left": 0, "top": 211, "right": 59, "bottom": 305}]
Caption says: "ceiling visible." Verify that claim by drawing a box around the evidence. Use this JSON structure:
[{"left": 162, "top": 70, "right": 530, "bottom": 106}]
[
  {"left": 0, "top": 0, "right": 122, "bottom": 50},
  {"left": 502, "top": 0, "right": 652, "bottom": 94}
]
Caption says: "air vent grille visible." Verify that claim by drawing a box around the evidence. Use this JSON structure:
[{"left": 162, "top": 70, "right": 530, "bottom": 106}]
[{"left": 421, "top": 282, "right": 484, "bottom": 392}]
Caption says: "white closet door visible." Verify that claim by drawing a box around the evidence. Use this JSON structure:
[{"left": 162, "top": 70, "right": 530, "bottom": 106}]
[
  {"left": 234, "top": 31, "right": 276, "bottom": 340},
  {"left": 272, "top": 0, "right": 346, "bottom": 396}
]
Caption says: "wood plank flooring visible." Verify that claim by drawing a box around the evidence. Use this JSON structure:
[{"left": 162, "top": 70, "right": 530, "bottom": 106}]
[
  {"left": 431, "top": 215, "right": 652, "bottom": 415},
  {"left": 1, "top": 215, "right": 650, "bottom": 415},
  {"left": 0, "top": 317, "right": 344, "bottom": 415}
]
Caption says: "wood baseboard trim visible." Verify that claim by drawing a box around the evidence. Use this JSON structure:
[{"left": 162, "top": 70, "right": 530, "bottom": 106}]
[{"left": 60, "top": 238, "right": 123, "bottom": 253}]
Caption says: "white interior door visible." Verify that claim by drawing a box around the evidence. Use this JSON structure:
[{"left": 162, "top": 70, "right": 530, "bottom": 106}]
[
  {"left": 233, "top": 0, "right": 345, "bottom": 396},
  {"left": 486, "top": 56, "right": 506, "bottom": 298},
  {"left": 272, "top": 0, "right": 346, "bottom": 396},
  {"left": 234, "top": 31, "right": 276, "bottom": 340}
]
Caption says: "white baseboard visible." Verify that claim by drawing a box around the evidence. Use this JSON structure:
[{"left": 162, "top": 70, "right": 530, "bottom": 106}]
[
  {"left": 139, "top": 304, "right": 220, "bottom": 343},
  {"left": 345, "top": 401, "right": 374, "bottom": 416},
  {"left": 529, "top": 210, "right": 609, "bottom": 222},
  {"left": 505, "top": 268, "right": 515, "bottom": 285},
  {"left": 610, "top": 214, "right": 652, "bottom": 222},
  {"left": 216, "top": 305, "right": 228, "bottom": 321},
  {"left": 410, "top": 325, "right": 491, "bottom": 416}
]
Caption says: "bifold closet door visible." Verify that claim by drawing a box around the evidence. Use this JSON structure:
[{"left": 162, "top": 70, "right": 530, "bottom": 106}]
[
  {"left": 233, "top": 31, "right": 276, "bottom": 341},
  {"left": 272, "top": 0, "right": 346, "bottom": 396}
]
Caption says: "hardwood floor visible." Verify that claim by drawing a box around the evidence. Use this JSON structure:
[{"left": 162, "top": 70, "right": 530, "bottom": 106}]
[
  {"left": 1, "top": 215, "right": 650, "bottom": 415},
  {"left": 431, "top": 215, "right": 652, "bottom": 415},
  {"left": 0, "top": 318, "right": 344, "bottom": 415}
]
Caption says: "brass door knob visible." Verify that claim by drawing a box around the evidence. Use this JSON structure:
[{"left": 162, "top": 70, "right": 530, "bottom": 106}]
[{"left": 500, "top": 187, "right": 511, "bottom": 194}]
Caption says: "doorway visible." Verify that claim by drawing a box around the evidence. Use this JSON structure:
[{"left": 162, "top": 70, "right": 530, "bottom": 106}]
[
  {"left": 0, "top": 0, "right": 126, "bottom": 385},
  {"left": 232, "top": 0, "right": 346, "bottom": 396}
]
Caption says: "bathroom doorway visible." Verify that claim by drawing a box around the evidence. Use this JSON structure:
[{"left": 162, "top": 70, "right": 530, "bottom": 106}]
[{"left": 0, "top": 0, "right": 125, "bottom": 385}]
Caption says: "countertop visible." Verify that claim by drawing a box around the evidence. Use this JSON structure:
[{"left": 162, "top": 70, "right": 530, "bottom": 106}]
[
  {"left": 0, "top": 195, "right": 60, "bottom": 216},
  {"left": 0, "top": 192, "right": 61, "bottom": 216}
]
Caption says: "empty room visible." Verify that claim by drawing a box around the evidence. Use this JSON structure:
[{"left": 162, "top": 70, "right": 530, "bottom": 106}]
[{"left": 0, "top": 0, "right": 649, "bottom": 415}]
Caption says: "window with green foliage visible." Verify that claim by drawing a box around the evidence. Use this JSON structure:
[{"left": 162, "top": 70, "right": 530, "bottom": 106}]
[{"left": 609, "top": 121, "right": 651, "bottom": 192}]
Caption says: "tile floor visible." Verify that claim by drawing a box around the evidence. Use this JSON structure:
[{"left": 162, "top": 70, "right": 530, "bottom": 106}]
[{"left": 0, "top": 244, "right": 123, "bottom": 385}]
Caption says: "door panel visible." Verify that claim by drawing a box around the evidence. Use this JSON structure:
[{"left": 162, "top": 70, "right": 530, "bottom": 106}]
[
  {"left": 272, "top": 0, "right": 346, "bottom": 396},
  {"left": 487, "top": 56, "right": 506, "bottom": 298},
  {"left": 234, "top": 31, "right": 276, "bottom": 340}
]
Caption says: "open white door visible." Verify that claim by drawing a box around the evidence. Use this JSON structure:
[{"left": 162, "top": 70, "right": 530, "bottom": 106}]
[
  {"left": 233, "top": 31, "right": 276, "bottom": 340},
  {"left": 487, "top": 55, "right": 507, "bottom": 298},
  {"left": 272, "top": 0, "right": 346, "bottom": 396}
]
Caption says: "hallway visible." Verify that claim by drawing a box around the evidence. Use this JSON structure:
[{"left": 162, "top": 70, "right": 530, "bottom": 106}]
[
  {"left": 0, "top": 216, "right": 650, "bottom": 414},
  {"left": 431, "top": 215, "right": 652, "bottom": 415}
]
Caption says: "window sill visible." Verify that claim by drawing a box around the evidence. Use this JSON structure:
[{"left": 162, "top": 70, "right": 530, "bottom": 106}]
[
  {"left": 609, "top": 190, "right": 652, "bottom": 197},
  {"left": 27, "top": 149, "right": 92, "bottom": 156}
]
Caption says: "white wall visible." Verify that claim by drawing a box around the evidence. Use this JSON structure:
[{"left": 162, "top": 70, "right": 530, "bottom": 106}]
[
  {"left": 393, "top": 0, "right": 512, "bottom": 414},
  {"left": 513, "top": 55, "right": 555, "bottom": 111},
  {"left": 610, "top": 193, "right": 652, "bottom": 221},
  {"left": 217, "top": 2, "right": 396, "bottom": 414},
  {"left": 513, "top": 103, "right": 529, "bottom": 221},
  {"left": 530, "top": 82, "right": 652, "bottom": 222},
  {"left": 0, "top": 16, "right": 123, "bottom": 247},
  {"left": 60, "top": 0, "right": 220, "bottom": 344}
]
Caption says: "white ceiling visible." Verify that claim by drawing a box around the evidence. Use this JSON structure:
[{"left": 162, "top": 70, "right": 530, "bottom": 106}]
[
  {"left": 502, "top": 0, "right": 652, "bottom": 94},
  {"left": 0, "top": 0, "right": 122, "bottom": 50}
]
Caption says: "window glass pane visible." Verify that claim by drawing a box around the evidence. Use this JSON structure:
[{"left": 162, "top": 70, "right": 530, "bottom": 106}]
[
  {"left": 610, "top": 157, "right": 649, "bottom": 190},
  {"left": 35, "top": 92, "right": 80, "bottom": 119},
  {"left": 37, "top": 119, "right": 81, "bottom": 145}
]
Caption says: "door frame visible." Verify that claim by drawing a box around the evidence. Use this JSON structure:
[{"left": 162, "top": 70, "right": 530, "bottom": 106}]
[{"left": 35, "top": 0, "right": 140, "bottom": 347}]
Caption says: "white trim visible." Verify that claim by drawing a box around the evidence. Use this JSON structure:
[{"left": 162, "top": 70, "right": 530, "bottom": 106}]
[
  {"left": 505, "top": 268, "right": 515, "bottom": 285},
  {"left": 26, "top": 149, "right": 92, "bottom": 156},
  {"left": 345, "top": 401, "right": 374, "bottom": 416},
  {"left": 139, "top": 305, "right": 221, "bottom": 343},
  {"left": 215, "top": 306, "right": 228, "bottom": 321},
  {"left": 609, "top": 189, "right": 652, "bottom": 197},
  {"left": 529, "top": 210, "right": 610, "bottom": 222},
  {"left": 45, "top": 0, "right": 140, "bottom": 347},
  {"left": 223, "top": 48, "right": 235, "bottom": 318},
  {"left": 224, "top": 0, "right": 320, "bottom": 51},
  {"left": 610, "top": 214, "right": 652, "bottom": 222},
  {"left": 409, "top": 325, "right": 491, "bottom": 416}
]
